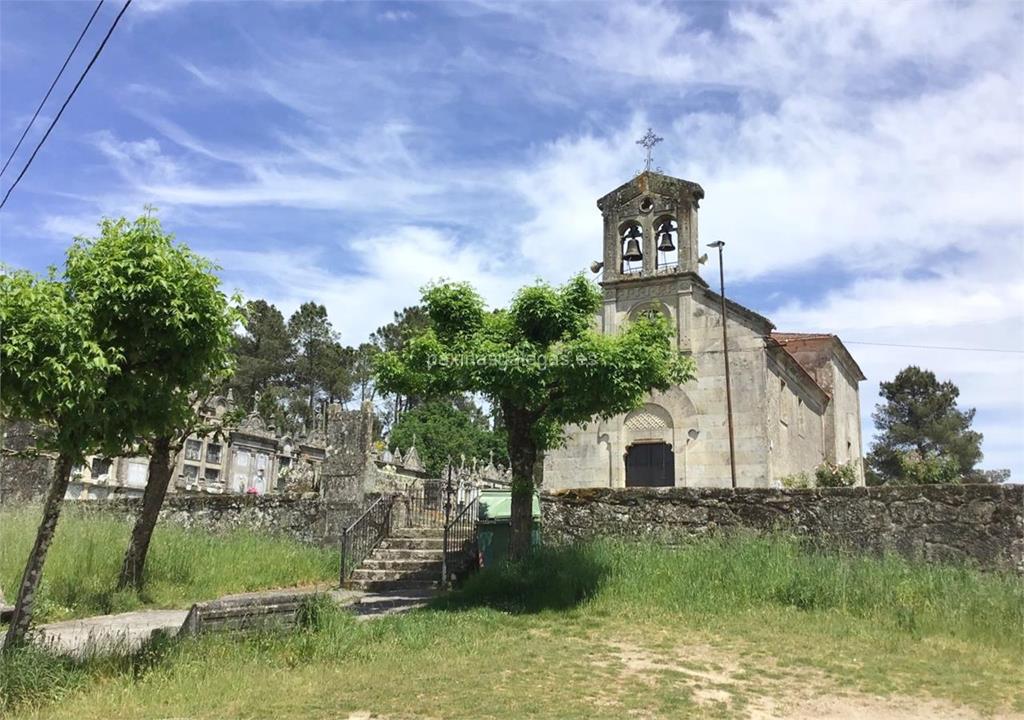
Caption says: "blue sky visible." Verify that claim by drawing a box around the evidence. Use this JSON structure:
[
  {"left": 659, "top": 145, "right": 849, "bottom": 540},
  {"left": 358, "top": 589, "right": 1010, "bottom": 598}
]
[{"left": 1, "top": 0, "right": 1022, "bottom": 476}]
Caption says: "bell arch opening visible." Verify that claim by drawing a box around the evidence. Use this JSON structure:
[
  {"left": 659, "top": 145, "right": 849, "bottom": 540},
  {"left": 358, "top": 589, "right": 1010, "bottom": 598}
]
[
  {"left": 654, "top": 216, "right": 678, "bottom": 271},
  {"left": 619, "top": 221, "right": 643, "bottom": 274}
]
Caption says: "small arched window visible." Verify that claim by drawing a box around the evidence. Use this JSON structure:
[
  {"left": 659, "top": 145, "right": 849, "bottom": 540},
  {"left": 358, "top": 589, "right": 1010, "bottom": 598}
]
[
  {"left": 654, "top": 216, "right": 678, "bottom": 270},
  {"left": 619, "top": 222, "right": 643, "bottom": 274}
]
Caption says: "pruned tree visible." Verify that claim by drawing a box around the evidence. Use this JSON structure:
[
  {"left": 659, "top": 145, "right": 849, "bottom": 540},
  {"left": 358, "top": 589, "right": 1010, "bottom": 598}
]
[
  {"left": 376, "top": 274, "right": 694, "bottom": 558},
  {"left": 0, "top": 270, "right": 116, "bottom": 649},
  {"left": 866, "top": 366, "right": 984, "bottom": 485},
  {"left": 58, "top": 214, "right": 240, "bottom": 592}
]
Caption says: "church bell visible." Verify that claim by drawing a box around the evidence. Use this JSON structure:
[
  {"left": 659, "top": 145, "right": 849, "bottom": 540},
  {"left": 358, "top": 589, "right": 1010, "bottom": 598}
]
[
  {"left": 657, "top": 230, "right": 675, "bottom": 252},
  {"left": 622, "top": 237, "right": 643, "bottom": 262},
  {"left": 622, "top": 225, "right": 643, "bottom": 262}
]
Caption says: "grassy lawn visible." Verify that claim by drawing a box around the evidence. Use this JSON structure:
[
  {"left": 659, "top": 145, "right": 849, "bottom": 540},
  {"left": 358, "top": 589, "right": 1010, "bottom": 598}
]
[
  {"left": 0, "top": 505, "right": 339, "bottom": 623},
  {"left": 3, "top": 534, "right": 1022, "bottom": 719}
]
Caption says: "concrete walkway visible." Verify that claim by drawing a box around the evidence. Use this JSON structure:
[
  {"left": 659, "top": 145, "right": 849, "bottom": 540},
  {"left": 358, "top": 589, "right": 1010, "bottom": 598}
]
[
  {"left": 30, "top": 608, "right": 190, "bottom": 657},
  {"left": 15, "top": 585, "right": 435, "bottom": 657},
  {"left": 349, "top": 588, "right": 436, "bottom": 620}
]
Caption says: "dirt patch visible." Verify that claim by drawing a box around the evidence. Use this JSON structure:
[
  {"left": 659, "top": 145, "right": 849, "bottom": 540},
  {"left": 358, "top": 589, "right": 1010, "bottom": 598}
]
[
  {"left": 749, "top": 694, "right": 1018, "bottom": 720},
  {"left": 591, "top": 633, "right": 1022, "bottom": 720}
]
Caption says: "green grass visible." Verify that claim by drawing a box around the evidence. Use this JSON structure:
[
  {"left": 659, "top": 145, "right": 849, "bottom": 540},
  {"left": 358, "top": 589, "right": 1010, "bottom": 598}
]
[
  {"left": 3, "top": 533, "right": 1022, "bottom": 718},
  {"left": 0, "top": 504, "right": 339, "bottom": 623}
]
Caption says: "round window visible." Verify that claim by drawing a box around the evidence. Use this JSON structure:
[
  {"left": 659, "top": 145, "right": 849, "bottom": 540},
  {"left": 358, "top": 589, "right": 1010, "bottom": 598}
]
[{"left": 639, "top": 197, "right": 654, "bottom": 213}]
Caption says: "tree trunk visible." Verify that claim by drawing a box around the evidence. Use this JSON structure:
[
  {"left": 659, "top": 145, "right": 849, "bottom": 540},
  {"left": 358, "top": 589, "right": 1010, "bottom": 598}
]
[
  {"left": 504, "top": 406, "right": 537, "bottom": 561},
  {"left": 117, "top": 435, "right": 174, "bottom": 591},
  {"left": 3, "top": 453, "right": 74, "bottom": 651}
]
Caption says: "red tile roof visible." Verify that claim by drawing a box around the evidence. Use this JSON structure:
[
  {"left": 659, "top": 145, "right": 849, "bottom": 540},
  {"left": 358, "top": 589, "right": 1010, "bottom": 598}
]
[{"left": 769, "top": 332, "right": 866, "bottom": 382}]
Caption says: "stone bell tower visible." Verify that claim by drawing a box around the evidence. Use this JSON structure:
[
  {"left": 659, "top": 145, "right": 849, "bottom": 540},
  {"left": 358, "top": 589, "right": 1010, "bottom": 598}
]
[
  {"left": 544, "top": 132, "right": 867, "bottom": 491},
  {"left": 598, "top": 171, "right": 705, "bottom": 282}
]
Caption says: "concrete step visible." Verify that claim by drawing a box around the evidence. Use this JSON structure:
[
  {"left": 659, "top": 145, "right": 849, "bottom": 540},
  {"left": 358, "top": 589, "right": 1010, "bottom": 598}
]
[
  {"left": 370, "top": 548, "right": 443, "bottom": 561},
  {"left": 347, "top": 578, "right": 438, "bottom": 593},
  {"left": 390, "top": 527, "right": 446, "bottom": 539},
  {"left": 350, "top": 567, "right": 440, "bottom": 583},
  {"left": 360, "top": 558, "right": 442, "bottom": 572},
  {"left": 380, "top": 537, "right": 443, "bottom": 551}
]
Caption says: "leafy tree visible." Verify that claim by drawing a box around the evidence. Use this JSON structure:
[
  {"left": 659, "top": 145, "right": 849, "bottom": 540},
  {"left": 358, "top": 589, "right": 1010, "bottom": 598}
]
[
  {"left": 376, "top": 274, "right": 694, "bottom": 558},
  {"left": 866, "top": 366, "right": 983, "bottom": 485},
  {"left": 288, "top": 302, "right": 336, "bottom": 424},
  {"left": 966, "top": 468, "right": 1011, "bottom": 484},
  {"left": 388, "top": 397, "right": 508, "bottom": 475},
  {"left": 350, "top": 342, "right": 380, "bottom": 403},
  {"left": 0, "top": 270, "right": 116, "bottom": 648},
  {"left": 254, "top": 384, "right": 308, "bottom": 436},
  {"left": 372, "top": 306, "right": 430, "bottom": 352},
  {"left": 371, "top": 306, "right": 430, "bottom": 429},
  {"left": 317, "top": 340, "right": 355, "bottom": 405},
  {"left": 60, "top": 215, "right": 240, "bottom": 591},
  {"left": 229, "top": 300, "right": 292, "bottom": 408}
]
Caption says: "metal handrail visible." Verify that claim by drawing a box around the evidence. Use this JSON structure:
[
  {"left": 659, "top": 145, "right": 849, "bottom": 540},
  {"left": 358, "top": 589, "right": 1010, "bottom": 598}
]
[
  {"left": 442, "top": 491, "right": 480, "bottom": 585},
  {"left": 339, "top": 494, "right": 393, "bottom": 585}
]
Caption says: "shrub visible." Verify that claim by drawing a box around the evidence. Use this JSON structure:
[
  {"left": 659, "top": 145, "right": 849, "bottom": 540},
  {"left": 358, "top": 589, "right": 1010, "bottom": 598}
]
[
  {"left": 780, "top": 472, "right": 813, "bottom": 489},
  {"left": 893, "top": 451, "right": 962, "bottom": 485},
  {"left": 814, "top": 461, "right": 858, "bottom": 487}
]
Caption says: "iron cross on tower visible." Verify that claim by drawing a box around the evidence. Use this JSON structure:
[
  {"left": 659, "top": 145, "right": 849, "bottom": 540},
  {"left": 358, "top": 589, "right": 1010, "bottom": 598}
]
[{"left": 637, "top": 128, "right": 663, "bottom": 172}]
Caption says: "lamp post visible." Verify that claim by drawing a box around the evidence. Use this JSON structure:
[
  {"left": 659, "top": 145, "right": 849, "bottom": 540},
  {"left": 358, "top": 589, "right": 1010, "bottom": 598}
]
[{"left": 707, "top": 241, "right": 737, "bottom": 488}]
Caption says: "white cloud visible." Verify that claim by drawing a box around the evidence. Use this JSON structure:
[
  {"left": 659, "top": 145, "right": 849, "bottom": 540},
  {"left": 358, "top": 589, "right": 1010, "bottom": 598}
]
[
  {"left": 378, "top": 10, "right": 414, "bottom": 23},
  {"left": 209, "top": 225, "right": 526, "bottom": 345},
  {"left": 770, "top": 260, "right": 1024, "bottom": 473},
  {"left": 39, "top": 214, "right": 101, "bottom": 240}
]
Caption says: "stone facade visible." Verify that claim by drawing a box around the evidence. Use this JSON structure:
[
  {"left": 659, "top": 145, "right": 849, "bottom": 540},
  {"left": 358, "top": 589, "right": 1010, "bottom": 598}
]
[
  {"left": 544, "top": 171, "right": 865, "bottom": 490},
  {"left": 541, "top": 484, "right": 1024, "bottom": 574},
  {"left": 65, "top": 392, "right": 328, "bottom": 501}
]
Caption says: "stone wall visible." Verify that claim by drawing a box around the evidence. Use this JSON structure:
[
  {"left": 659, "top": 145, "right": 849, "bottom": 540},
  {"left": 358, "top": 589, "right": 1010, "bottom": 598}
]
[
  {"left": 541, "top": 484, "right": 1024, "bottom": 574},
  {"left": 71, "top": 494, "right": 362, "bottom": 548}
]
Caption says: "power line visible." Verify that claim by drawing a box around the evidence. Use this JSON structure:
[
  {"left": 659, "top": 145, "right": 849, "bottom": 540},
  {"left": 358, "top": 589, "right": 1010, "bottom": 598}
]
[
  {"left": 0, "top": 0, "right": 131, "bottom": 211},
  {"left": 0, "top": 1, "right": 105, "bottom": 178},
  {"left": 844, "top": 340, "right": 1024, "bottom": 355}
]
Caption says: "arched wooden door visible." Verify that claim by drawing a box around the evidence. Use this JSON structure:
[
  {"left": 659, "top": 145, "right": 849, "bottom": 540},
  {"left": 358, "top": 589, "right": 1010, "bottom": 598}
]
[{"left": 625, "top": 442, "right": 674, "bottom": 487}]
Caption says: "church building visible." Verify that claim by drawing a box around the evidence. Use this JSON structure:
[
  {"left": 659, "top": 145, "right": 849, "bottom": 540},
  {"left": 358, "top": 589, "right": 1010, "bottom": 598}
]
[{"left": 543, "top": 167, "right": 866, "bottom": 489}]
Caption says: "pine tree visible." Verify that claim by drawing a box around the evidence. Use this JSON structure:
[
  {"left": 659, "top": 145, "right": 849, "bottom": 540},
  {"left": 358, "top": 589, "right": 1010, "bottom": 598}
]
[
  {"left": 230, "top": 300, "right": 292, "bottom": 408},
  {"left": 866, "top": 366, "right": 983, "bottom": 485}
]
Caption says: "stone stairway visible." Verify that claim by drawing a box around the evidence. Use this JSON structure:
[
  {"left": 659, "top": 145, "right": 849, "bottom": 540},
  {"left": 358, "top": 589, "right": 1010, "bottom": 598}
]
[{"left": 345, "top": 527, "right": 444, "bottom": 593}]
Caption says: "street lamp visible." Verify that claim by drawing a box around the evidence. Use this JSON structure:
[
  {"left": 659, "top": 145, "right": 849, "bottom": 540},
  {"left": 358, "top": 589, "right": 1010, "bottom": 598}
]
[{"left": 707, "top": 241, "right": 737, "bottom": 488}]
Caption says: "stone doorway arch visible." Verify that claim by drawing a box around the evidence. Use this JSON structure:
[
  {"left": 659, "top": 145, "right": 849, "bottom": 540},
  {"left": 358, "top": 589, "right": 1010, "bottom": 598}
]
[{"left": 622, "top": 403, "right": 675, "bottom": 487}]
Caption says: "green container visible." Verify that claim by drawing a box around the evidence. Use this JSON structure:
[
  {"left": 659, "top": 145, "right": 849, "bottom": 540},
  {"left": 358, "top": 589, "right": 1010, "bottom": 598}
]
[{"left": 476, "top": 489, "right": 541, "bottom": 569}]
